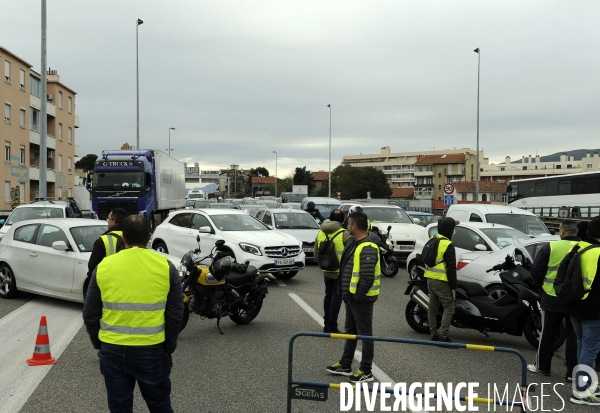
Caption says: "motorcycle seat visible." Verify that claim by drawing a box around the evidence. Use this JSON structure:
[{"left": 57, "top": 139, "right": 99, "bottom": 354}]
[
  {"left": 227, "top": 266, "right": 258, "bottom": 287},
  {"left": 456, "top": 281, "right": 489, "bottom": 298}
]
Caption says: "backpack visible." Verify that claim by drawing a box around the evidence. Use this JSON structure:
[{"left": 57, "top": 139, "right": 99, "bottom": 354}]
[
  {"left": 554, "top": 244, "right": 600, "bottom": 303},
  {"left": 421, "top": 236, "right": 442, "bottom": 268},
  {"left": 317, "top": 231, "right": 343, "bottom": 271}
]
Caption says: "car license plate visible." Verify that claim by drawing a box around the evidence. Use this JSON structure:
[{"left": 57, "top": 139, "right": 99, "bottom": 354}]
[
  {"left": 398, "top": 246, "right": 413, "bottom": 250},
  {"left": 303, "top": 247, "right": 314, "bottom": 253},
  {"left": 275, "top": 258, "right": 295, "bottom": 266}
]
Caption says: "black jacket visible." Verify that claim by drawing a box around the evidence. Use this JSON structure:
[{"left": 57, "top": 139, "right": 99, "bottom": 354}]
[
  {"left": 82, "top": 253, "right": 184, "bottom": 353},
  {"left": 87, "top": 225, "right": 125, "bottom": 278},
  {"left": 308, "top": 209, "right": 326, "bottom": 223},
  {"left": 338, "top": 233, "right": 380, "bottom": 304},
  {"left": 436, "top": 218, "right": 458, "bottom": 290},
  {"left": 567, "top": 238, "right": 600, "bottom": 320},
  {"left": 531, "top": 236, "right": 580, "bottom": 313}
]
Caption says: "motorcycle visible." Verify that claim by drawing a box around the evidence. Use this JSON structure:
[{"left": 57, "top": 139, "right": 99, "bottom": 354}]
[
  {"left": 404, "top": 245, "right": 566, "bottom": 349},
  {"left": 372, "top": 225, "right": 399, "bottom": 278},
  {"left": 178, "top": 236, "right": 269, "bottom": 333}
]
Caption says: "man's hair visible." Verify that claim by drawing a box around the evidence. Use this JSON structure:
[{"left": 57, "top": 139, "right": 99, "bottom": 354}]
[
  {"left": 588, "top": 217, "right": 600, "bottom": 239},
  {"left": 559, "top": 219, "right": 578, "bottom": 237},
  {"left": 352, "top": 206, "right": 363, "bottom": 214},
  {"left": 348, "top": 211, "right": 368, "bottom": 231},
  {"left": 121, "top": 215, "right": 151, "bottom": 246},
  {"left": 577, "top": 221, "right": 589, "bottom": 239},
  {"left": 110, "top": 208, "right": 128, "bottom": 224},
  {"left": 329, "top": 209, "right": 344, "bottom": 224}
]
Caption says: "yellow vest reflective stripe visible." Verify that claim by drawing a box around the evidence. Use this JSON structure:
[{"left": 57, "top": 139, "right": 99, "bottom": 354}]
[
  {"left": 424, "top": 235, "right": 452, "bottom": 282},
  {"left": 542, "top": 239, "right": 579, "bottom": 296},
  {"left": 316, "top": 228, "right": 346, "bottom": 273},
  {"left": 580, "top": 244, "right": 600, "bottom": 300},
  {"left": 97, "top": 248, "right": 170, "bottom": 346},
  {"left": 349, "top": 242, "right": 381, "bottom": 296},
  {"left": 101, "top": 230, "right": 123, "bottom": 256}
]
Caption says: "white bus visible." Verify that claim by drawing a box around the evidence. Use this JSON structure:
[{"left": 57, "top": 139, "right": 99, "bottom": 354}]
[{"left": 507, "top": 172, "right": 600, "bottom": 218}]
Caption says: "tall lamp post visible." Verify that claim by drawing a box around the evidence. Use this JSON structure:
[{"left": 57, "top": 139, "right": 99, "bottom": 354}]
[
  {"left": 327, "top": 104, "right": 331, "bottom": 198},
  {"left": 168, "top": 127, "right": 175, "bottom": 154},
  {"left": 474, "top": 47, "right": 481, "bottom": 204},
  {"left": 272, "top": 151, "right": 277, "bottom": 197},
  {"left": 230, "top": 164, "right": 239, "bottom": 198},
  {"left": 39, "top": 0, "right": 48, "bottom": 198}
]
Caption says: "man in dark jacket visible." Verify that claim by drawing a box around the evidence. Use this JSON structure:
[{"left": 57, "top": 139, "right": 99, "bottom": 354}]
[
  {"left": 567, "top": 218, "right": 600, "bottom": 406},
  {"left": 425, "top": 217, "right": 458, "bottom": 343},
  {"left": 528, "top": 220, "right": 579, "bottom": 378},
  {"left": 306, "top": 201, "right": 326, "bottom": 223},
  {"left": 87, "top": 208, "right": 128, "bottom": 281},
  {"left": 326, "top": 211, "right": 380, "bottom": 383},
  {"left": 83, "top": 215, "right": 183, "bottom": 412}
]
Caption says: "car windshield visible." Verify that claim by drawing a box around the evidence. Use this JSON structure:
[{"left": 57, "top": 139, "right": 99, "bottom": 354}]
[
  {"left": 70, "top": 225, "right": 107, "bottom": 252},
  {"left": 6, "top": 206, "right": 63, "bottom": 224},
  {"left": 479, "top": 228, "right": 530, "bottom": 249},
  {"left": 485, "top": 214, "right": 550, "bottom": 237},
  {"left": 313, "top": 204, "right": 340, "bottom": 218},
  {"left": 210, "top": 214, "right": 269, "bottom": 231},
  {"left": 363, "top": 207, "right": 412, "bottom": 224},
  {"left": 279, "top": 203, "right": 302, "bottom": 210},
  {"left": 410, "top": 214, "right": 437, "bottom": 227},
  {"left": 188, "top": 193, "right": 204, "bottom": 199},
  {"left": 260, "top": 196, "right": 276, "bottom": 201},
  {"left": 193, "top": 201, "right": 213, "bottom": 208},
  {"left": 257, "top": 201, "right": 278, "bottom": 208},
  {"left": 93, "top": 171, "right": 145, "bottom": 190},
  {"left": 228, "top": 199, "right": 243, "bottom": 205},
  {"left": 208, "top": 204, "right": 236, "bottom": 209},
  {"left": 274, "top": 213, "right": 320, "bottom": 229},
  {"left": 243, "top": 199, "right": 258, "bottom": 205}
]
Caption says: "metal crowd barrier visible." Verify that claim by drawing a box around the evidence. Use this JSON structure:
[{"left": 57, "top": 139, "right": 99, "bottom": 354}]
[{"left": 287, "top": 332, "right": 530, "bottom": 413}]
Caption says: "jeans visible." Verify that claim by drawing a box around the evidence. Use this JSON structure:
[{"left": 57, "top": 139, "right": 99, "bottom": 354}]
[
  {"left": 340, "top": 299, "right": 374, "bottom": 374},
  {"left": 99, "top": 343, "right": 173, "bottom": 413},
  {"left": 427, "top": 279, "right": 455, "bottom": 339},
  {"left": 570, "top": 317, "right": 600, "bottom": 393},
  {"left": 323, "top": 277, "right": 342, "bottom": 332}
]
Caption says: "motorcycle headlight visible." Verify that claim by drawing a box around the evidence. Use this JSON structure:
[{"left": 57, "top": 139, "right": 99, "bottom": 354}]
[
  {"left": 386, "top": 238, "right": 393, "bottom": 247},
  {"left": 239, "top": 242, "right": 262, "bottom": 256},
  {"left": 177, "top": 264, "right": 186, "bottom": 279}
]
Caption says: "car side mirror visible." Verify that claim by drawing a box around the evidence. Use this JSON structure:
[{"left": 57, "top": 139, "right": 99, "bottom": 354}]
[
  {"left": 52, "top": 241, "right": 69, "bottom": 251},
  {"left": 474, "top": 244, "right": 488, "bottom": 251},
  {"left": 198, "top": 226, "right": 212, "bottom": 234},
  {"left": 412, "top": 218, "right": 420, "bottom": 225}
]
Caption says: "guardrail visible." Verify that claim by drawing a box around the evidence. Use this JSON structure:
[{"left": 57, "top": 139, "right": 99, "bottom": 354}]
[
  {"left": 287, "top": 332, "right": 530, "bottom": 412},
  {"left": 517, "top": 205, "right": 599, "bottom": 219}
]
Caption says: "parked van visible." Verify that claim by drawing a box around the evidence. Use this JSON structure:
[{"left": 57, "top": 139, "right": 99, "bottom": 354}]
[
  {"left": 300, "top": 197, "right": 342, "bottom": 220},
  {"left": 186, "top": 189, "right": 205, "bottom": 200},
  {"left": 446, "top": 204, "right": 551, "bottom": 237}
]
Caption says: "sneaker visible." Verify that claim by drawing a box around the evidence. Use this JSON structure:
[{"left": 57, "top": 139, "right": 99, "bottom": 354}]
[
  {"left": 570, "top": 393, "right": 600, "bottom": 405},
  {"left": 527, "top": 364, "right": 550, "bottom": 376},
  {"left": 348, "top": 369, "right": 374, "bottom": 383},
  {"left": 440, "top": 337, "right": 458, "bottom": 349},
  {"left": 326, "top": 362, "right": 352, "bottom": 376}
]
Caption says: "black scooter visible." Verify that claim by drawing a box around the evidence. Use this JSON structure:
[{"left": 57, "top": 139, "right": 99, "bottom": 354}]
[
  {"left": 404, "top": 247, "right": 566, "bottom": 349},
  {"left": 372, "top": 225, "right": 399, "bottom": 278}
]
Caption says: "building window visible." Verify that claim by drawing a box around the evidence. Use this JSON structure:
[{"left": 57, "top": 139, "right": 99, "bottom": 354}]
[
  {"left": 58, "top": 123, "right": 62, "bottom": 140},
  {"left": 500, "top": 167, "right": 505, "bottom": 171},
  {"left": 438, "top": 185, "right": 441, "bottom": 190},
  {"left": 68, "top": 157, "right": 72, "bottom": 174},
  {"left": 555, "top": 165, "right": 561, "bottom": 169},
  {"left": 567, "top": 164, "right": 572, "bottom": 169},
  {"left": 20, "top": 145, "right": 25, "bottom": 164},
  {"left": 30, "top": 108, "right": 40, "bottom": 131},
  {"left": 588, "top": 164, "right": 593, "bottom": 169},
  {"left": 68, "top": 96, "right": 72, "bottom": 113},
  {"left": 482, "top": 194, "right": 487, "bottom": 202},
  {"left": 68, "top": 127, "right": 72, "bottom": 144},
  {"left": 461, "top": 193, "right": 467, "bottom": 201},
  {"left": 20, "top": 183, "right": 25, "bottom": 203},
  {"left": 58, "top": 155, "right": 62, "bottom": 172},
  {"left": 4, "top": 103, "right": 11, "bottom": 123},
  {"left": 5, "top": 141, "right": 10, "bottom": 162},
  {"left": 4, "top": 181, "right": 10, "bottom": 203},
  {"left": 58, "top": 91, "right": 63, "bottom": 109},
  {"left": 19, "top": 69, "right": 25, "bottom": 90},
  {"left": 30, "top": 75, "right": 41, "bottom": 97},
  {"left": 4, "top": 60, "right": 10, "bottom": 83},
  {"left": 522, "top": 166, "right": 527, "bottom": 170},
  {"left": 19, "top": 108, "right": 25, "bottom": 128}
]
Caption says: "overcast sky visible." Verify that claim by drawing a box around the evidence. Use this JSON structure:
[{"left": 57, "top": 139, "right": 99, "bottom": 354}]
[{"left": 2, "top": 0, "right": 599, "bottom": 177}]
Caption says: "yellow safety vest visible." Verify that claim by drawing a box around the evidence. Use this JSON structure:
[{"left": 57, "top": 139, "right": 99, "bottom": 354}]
[
  {"left": 96, "top": 248, "right": 170, "bottom": 346},
  {"left": 424, "top": 234, "right": 452, "bottom": 282},
  {"left": 316, "top": 228, "right": 346, "bottom": 273},
  {"left": 542, "top": 239, "right": 579, "bottom": 296},
  {"left": 349, "top": 242, "right": 381, "bottom": 297},
  {"left": 101, "top": 230, "right": 123, "bottom": 256},
  {"left": 580, "top": 242, "right": 600, "bottom": 300}
]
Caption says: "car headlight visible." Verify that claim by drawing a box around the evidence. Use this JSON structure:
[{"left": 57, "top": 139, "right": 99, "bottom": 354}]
[{"left": 239, "top": 242, "right": 262, "bottom": 256}]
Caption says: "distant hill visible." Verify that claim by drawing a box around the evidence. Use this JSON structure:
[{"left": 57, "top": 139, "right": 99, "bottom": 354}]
[{"left": 512, "top": 149, "right": 600, "bottom": 163}]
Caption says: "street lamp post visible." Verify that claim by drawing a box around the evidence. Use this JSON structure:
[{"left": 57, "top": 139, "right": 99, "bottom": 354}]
[
  {"left": 474, "top": 47, "right": 481, "bottom": 204},
  {"left": 230, "top": 164, "right": 239, "bottom": 198},
  {"left": 272, "top": 151, "right": 277, "bottom": 197},
  {"left": 136, "top": 18, "right": 143, "bottom": 150},
  {"left": 327, "top": 104, "right": 331, "bottom": 198},
  {"left": 168, "top": 127, "right": 175, "bottom": 154}
]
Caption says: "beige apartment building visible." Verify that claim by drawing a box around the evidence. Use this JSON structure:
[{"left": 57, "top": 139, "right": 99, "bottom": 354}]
[
  {"left": 413, "top": 153, "right": 478, "bottom": 200},
  {"left": 1, "top": 46, "right": 79, "bottom": 213},
  {"left": 341, "top": 146, "right": 484, "bottom": 189}
]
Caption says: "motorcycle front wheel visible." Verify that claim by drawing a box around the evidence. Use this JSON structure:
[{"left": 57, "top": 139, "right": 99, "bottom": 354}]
[
  {"left": 381, "top": 259, "right": 399, "bottom": 278},
  {"left": 523, "top": 315, "right": 566, "bottom": 350},
  {"left": 229, "top": 298, "right": 264, "bottom": 325},
  {"left": 405, "top": 301, "right": 431, "bottom": 334}
]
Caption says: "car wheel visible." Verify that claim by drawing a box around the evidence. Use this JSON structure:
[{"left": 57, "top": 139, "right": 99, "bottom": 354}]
[
  {"left": 154, "top": 241, "right": 169, "bottom": 254},
  {"left": 273, "top": 270, "right": 298, "bottom": 280},
  {"left": 486, "top": 284, "right": 507, "bottom": 301},
  {"left": 0, "top": 264, "right": 19, "bottom": 299}
]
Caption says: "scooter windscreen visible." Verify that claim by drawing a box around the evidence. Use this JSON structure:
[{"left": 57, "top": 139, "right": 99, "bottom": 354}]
[{"left": 512, "top": 237, "right": 534, "bottom": 267}]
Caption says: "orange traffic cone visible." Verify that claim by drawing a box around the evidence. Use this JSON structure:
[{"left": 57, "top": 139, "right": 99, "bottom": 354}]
[{"left": 26, "top": 316, "right": 57, "bottom": 366}]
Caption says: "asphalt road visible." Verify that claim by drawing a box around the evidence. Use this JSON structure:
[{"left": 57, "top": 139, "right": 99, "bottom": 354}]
[{"left": 0, "top": 260, "right": 591, "bottom": 412}]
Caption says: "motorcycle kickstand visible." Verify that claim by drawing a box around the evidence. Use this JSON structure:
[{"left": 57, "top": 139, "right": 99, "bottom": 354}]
[{"left": 216, "top": 314, "right": 224, "bottom": 335}]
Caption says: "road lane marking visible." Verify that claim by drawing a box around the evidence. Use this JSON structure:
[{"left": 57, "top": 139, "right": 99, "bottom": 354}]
[
  {"left": 267, "top": 274, "right": 286, "bottom": 287},
  {"left": 0, "top": 297, "right": 83, "bottom": 413}
]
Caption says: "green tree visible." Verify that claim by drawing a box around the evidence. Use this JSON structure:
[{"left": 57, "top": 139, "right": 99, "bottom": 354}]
[
  {"left": 74, "top": 154, "right": 97, "bottom": 171},
  {"left": 254, "top": 166, "right": 270, "bottom": 177},
  {"left": 293, "top": 166, "right": 315, "bottom": 191},
  {"left": 331, "top": 164, "right": 391, "bottom": 199},
  {"left": 279, "top": 173, "right": 294, "bottom": 193}
]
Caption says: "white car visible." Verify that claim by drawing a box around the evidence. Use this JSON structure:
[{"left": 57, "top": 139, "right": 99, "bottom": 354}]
[
  {"left": 151, "top": 209, "right": 306, "bottom": 279},
  {"left": 406, "top": 222, "right": 530, "bottom": 296},
  {"left": 347, "top": 204, "right": 423, "bottom": 258},
  {"left": 255, "top": 209, "right": 321, "bottom": 259}
]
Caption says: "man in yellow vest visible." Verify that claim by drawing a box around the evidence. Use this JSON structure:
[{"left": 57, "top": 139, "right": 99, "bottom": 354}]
[
  {"left": 425, "top": 217, "right": 458, "bottom": 343},
  {"left": 87, "top": 208, "right": 128, "bottom": 284},
  {"left": 566, "top": 217, "right": 600, "bottom": 406},
  {"left": 83, "top": 215, "right": 183, "bottom": 412},
  {"left": 528, "top": 220, "right": 579, "bottom": 378},
  {"left": 314, "top": 210, "right": 351, "bottom": 333},
  {"left": 326, "top": 211, "right": 380, "bottom": 383}
]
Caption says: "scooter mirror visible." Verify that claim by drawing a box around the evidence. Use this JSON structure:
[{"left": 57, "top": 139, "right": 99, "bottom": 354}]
[
  {"left": 215, "top": 240, "right": 225, "bottom": 247},
  {"left": 387, "top": 225, "right": 392, "bottom": 232},
  {"left": 196, "top": 234, "right": 201, "bottom": 243}
]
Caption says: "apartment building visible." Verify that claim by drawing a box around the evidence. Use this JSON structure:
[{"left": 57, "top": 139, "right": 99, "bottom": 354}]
[
  {"left": 1, "top": 46, "right": 79, "bottom": 212},
  {"left": 341, "top": 146, "right": 483, "bottom": 188},
  {"left": 413, "top": 153, "right": 477, "bottom": 200}
]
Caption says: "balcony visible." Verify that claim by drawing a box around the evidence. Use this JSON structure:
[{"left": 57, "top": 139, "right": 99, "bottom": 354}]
[
  {"left": 28, "top": 166, "right": 56, "bottom": 182},
  {"left": 75, "top": 144, "right": 80, "bottom": 157},
  {"left": 391, "top": 178, "right": 415, "bottom": 183},
  {"left": 30, "top": 131, "right": 56, "bottom": 150},
  {"left": 74, "top": 115, "right": 80, "bottom": 128},
  {"left": 446, "top": 170, "right": 465, "bottom": 176},
  {"left": 414, "top": 183, "right": 434, "bottom": 188},
  {"left": 414, "top": 170, "right": 434, "bottom": 177},
  {"left": 30, "top": 94, "right": 56, "bottom": 117}
]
